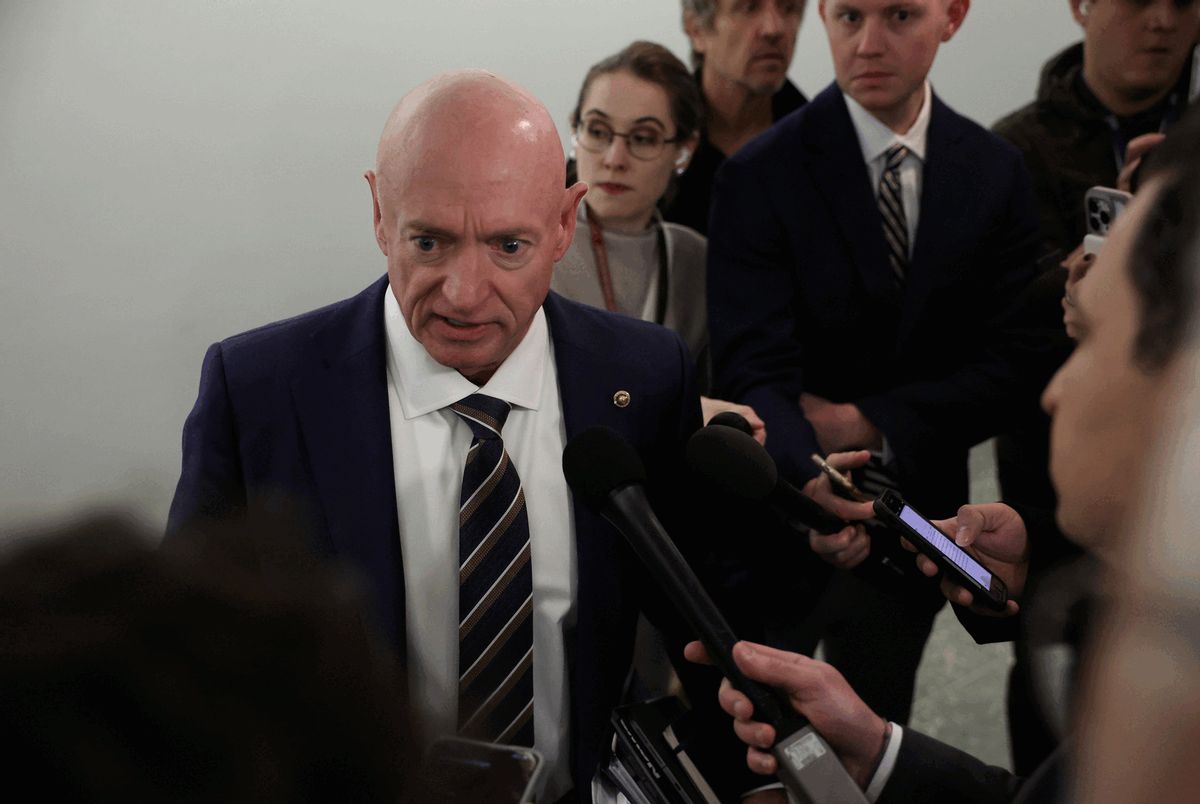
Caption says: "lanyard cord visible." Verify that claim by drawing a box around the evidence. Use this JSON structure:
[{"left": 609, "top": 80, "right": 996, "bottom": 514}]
[
  {"left": 584, "top": 203, "right": 620, "bottom": 313},
  {"left": 1104, "top": 90, "right": 1181, "bottom": 172},
  {"left": 583, "top": 203, "right": 670, "bottom": 322}
]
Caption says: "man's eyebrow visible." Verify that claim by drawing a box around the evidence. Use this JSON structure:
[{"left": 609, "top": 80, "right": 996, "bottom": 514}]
[
  {"left": 481, "top": 227, "right": 539, "bottom": 242},
  {"left": 403, "top": 222, "right": 456, "bottom": 238}
]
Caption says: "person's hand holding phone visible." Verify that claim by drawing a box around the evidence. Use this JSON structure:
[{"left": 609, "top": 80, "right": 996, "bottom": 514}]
[
  {"left": 907, "top": 502, "right": 1028, "bottom": 616},
  {"left": 803, "top": 450, "right": 875, "bottom": 569}
]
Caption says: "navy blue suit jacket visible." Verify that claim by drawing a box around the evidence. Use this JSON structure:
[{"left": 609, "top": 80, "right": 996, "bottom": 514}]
[
  {"left": 708, "top": 83, "right": 1041, "bottom": 518},
  {"left": 167, "top": 277, "right": 749, "bottom": 798}
]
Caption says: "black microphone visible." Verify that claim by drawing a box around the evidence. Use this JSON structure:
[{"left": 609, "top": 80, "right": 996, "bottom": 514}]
[
  {"left": 687, "top": 425, "right": 847, "bottom": 535},
  {"left": 563, "top": 426, "right": 867, "bottom": 804},
  {"left": 706, "top": 410, "right": 755, "bottom": 437}
]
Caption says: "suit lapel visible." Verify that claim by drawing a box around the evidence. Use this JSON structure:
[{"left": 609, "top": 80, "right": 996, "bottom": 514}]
[
  {"left": 290, "top": 276, "right": 406, "bottom": 652},
  {"left": 544, "top": 292, "right": 644, "bottom": 782},
  {"left": 900, "top": 95, "right": 971, "bottom": 345},
  {"left": 802, "top": 86, "right": 898, "bottom": 302}
]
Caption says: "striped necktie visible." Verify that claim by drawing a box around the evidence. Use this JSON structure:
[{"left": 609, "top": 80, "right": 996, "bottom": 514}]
[
  {"left": 879, "top": 144, "right": 910, "bottom": 286},
  {"left": 450, "top": 393, "right": 535, "bottom": 747}
]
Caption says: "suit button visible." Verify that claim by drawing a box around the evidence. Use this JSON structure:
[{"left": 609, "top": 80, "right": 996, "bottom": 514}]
[{"left": 613, "top": 390, "right": 631, "bottom": 408}]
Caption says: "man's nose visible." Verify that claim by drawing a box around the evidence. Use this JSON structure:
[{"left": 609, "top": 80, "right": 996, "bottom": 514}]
[
  {"left": 1145, "top": 0, "right": 1181, "bottom": 31},
  {"left": 441, "top": 250, "right": 491, "bottom": 311},
  {"left": 857, "top": 17, "right": 886, "bottom": 56},
  {"left": 758, "top": 2, "right": 785, "bottom": 37}
]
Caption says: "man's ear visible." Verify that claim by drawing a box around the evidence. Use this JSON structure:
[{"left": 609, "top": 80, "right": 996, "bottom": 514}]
[
  {"left": 554, "top": 181, "right": 589, "bottom": 261},
  {"left": 1068, "top": 0, "right": 1089, "bottom": 27},
  {"left": 817, "top": 0, "right": 827, "bottom": 24},
  {"left": 682, "top": 11, "right": 708, "bottom": 56},
  {"left": 364, "top": 170, "right": 388, "bottom": 256},
  {"left": 941, "top": 0, "right": 970, "bottom": 41}
]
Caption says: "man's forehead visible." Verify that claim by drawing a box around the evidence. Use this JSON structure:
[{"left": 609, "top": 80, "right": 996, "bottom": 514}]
[
  {"left": 392, "top": 174, "right": 558, "bottom": 230},
  {"left": 825, "top": 0, "right": 941, "bottom": 11}
]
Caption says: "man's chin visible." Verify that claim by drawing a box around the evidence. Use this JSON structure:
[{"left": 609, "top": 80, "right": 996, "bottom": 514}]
[{"left": 744, "top": 74, "right": 787, "bottom": 97}]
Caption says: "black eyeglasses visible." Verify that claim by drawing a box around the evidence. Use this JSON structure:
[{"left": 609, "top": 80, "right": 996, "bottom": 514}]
[{"left": 574, "top": 119, "right": 680, "bottom": 161}]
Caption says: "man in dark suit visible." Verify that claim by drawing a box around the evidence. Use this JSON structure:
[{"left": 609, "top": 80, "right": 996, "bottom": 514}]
[
  {"left": 689, "top": 111, "right": 1200, "bottom": 801},
  {"left": 168, "top": 71, "right": 760, "bottom": 803},
  {"left": 706, "top": 0, "right": 1040, "bottom": 723}
]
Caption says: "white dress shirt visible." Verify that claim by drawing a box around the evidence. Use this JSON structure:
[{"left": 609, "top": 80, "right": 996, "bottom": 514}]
[
  {"left": 383, "top": 289, "right": 576, "bottom": 802},
  {"left": 835, "top": 88, "right": 929, "bottom": 792},
  {"left": 844, "top": 80, "right": 933, "bottom": 255}
]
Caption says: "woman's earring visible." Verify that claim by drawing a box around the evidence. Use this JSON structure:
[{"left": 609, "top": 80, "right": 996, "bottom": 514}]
[{"left": 675, "top": 166, "right": 685, "bottom": 176}]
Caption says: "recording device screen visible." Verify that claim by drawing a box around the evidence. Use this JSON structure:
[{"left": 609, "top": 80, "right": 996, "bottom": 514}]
[
  {"left": 898, "top": 504, "right": 994, "bottom": 589},
  {"left": 421, "top": 738, "right": 541, "bottom": 803}
]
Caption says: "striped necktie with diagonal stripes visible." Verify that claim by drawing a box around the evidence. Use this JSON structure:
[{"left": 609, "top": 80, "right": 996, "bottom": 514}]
[
  {"left": 879, "top": 144, "right": 910, "bottom": 286},
  {"left": 449, "top": 393, "right": 535, "bottom": 747}
]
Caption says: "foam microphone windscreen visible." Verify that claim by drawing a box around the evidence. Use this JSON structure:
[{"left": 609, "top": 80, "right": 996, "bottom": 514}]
[
  {"left": 686, "top": 424, "right": 778, "bottom": 500},
  {"left": 706, "top": 410, "right": 754, "bottom": 437},
  {"left": 561, "top": 426, "right": 647, "bottom": 507}
]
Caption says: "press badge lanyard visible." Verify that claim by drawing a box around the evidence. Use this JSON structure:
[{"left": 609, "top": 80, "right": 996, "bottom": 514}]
[
  {"left": 1104, "top": 90, "right": 1181, "bottom": 172},
  {"left": 584, "top": 203, "right": 668, "bottom": 322}
]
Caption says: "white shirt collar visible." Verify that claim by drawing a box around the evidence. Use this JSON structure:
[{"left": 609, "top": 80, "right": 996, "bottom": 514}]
[
  {"left": 844, "top": 80, "right": 932, "bottom": 165},
  {"left": 383, "top": 286, "right": 548, "bottom": 419}
]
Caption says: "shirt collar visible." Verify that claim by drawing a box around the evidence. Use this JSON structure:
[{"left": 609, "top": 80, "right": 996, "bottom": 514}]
[
  {"left": 383, "top": 286, "right": 549, "bottom": 419},
  {"left": 844, "top": 80, "right": 932, "bottom": 165}
]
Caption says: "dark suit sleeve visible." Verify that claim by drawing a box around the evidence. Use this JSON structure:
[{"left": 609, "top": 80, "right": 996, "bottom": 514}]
[
  {"left": 166, "top": 343, "right": 247, "bottom": 537},
  {"left": 876, "top": 728, "right": 1022, "bottom": 804},
  {"left": 993, "top": 116, "right": 1075, "bottom": 264},
  {"left": 707, "top": 153, "right": 823, "bottom": 485},
  {"left": 854, "top": 153, "right": 1042, "bottom": 459}
]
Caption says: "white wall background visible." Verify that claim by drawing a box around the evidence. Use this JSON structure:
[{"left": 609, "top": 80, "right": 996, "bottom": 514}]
[{"left": 0, "top": 1, "right": 1081, "bottom": 531}]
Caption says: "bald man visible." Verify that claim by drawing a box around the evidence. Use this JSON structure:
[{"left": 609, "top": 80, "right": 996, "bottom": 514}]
[{"left": 167, "top": 72, "right": 759, "bottom": 802}]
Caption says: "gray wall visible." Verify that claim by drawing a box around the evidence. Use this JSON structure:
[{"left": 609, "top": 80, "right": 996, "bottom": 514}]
[{"left": 0, "top": 1, "right": 1081, "bottom": 531}]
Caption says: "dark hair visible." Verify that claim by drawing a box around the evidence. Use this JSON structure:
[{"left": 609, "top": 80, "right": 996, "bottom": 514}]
[
  {"left": 0, "top": 513, "right": 413, "bottom": 803},
  {"left": 680, "top": 0, "right": 719, "bottom": 70},
  {"left": 570, "top": 40, "right": 703, "bottom": 144},
  {"left": 1126, "top": 102, "right": 1200, "bottom": 372}
]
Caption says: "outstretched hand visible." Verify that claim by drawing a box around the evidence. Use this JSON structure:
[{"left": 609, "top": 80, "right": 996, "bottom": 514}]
[{"left": 684, "top": 640, "right": 886, "bottom": 789}]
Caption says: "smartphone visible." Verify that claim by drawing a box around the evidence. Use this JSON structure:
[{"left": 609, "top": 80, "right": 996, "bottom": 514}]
[
  {"left": 873, "top": 490, "right": 1008, "bottom": 611},
  {"left": 1085, "top": 186, "right": 1132, "bottom": 237},
  {"left": 420, "top": 737, "right": 544, "bottom": 803},
  {"left": 810, "top": 453, "right": 871, "bottom": 502}
]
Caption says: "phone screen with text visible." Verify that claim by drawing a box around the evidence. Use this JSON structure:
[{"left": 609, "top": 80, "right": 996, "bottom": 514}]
[{"left": 899, "top": 505, "right": 993, "bottom": 589}]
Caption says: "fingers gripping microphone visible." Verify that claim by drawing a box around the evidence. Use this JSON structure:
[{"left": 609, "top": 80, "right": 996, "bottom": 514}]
[
  {"left": 688, "top": 424, "right": 847, "bottom": 535},
  {"left": 563, "top": 427, "right": 867, "bottom": 803}
]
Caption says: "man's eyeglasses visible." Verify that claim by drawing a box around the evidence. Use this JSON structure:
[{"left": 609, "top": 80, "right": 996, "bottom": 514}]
[{"left": 574, "top": 119, "right": 680, "bottom": 161}]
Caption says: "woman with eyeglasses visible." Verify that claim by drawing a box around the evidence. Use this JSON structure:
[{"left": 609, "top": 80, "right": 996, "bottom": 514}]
[{"left": 553, "top": 40, "right": 765, "bottom": 442}]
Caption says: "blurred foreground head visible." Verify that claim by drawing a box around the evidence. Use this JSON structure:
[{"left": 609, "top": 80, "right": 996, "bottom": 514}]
[
  {"left": 1073, "top": 169, "right": 1200, "bottom": 803},
  {"left": 1042, "top": 101, "right": 1200, "bottom": 552},
  {"left": 0, "top": 514, "right": 410, "bottom": 803}
]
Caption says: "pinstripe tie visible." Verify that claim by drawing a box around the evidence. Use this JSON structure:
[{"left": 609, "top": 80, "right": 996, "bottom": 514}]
[
  {"left": 450, "top": 393, "right": 535, "bottom": 747},
  {"left": 879, "top": 144, "right": 910, "bottom": 286}
]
